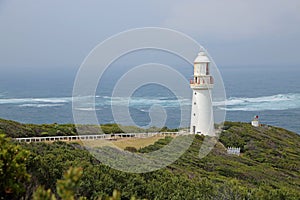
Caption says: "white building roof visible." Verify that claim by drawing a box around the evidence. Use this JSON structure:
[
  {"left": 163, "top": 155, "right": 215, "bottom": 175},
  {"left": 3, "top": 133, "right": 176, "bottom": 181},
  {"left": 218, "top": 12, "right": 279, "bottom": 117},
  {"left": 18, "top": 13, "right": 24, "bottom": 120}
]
[{"left": 194, "top": 51, "right": 210, "bottom": 63}]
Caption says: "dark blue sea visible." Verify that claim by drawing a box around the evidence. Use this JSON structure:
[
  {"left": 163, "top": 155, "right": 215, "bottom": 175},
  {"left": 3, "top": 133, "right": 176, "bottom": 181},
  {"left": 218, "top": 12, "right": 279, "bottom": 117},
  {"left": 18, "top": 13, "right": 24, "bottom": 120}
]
[{"left": 0, "top": 64, "right": 299, "bottom": 134}]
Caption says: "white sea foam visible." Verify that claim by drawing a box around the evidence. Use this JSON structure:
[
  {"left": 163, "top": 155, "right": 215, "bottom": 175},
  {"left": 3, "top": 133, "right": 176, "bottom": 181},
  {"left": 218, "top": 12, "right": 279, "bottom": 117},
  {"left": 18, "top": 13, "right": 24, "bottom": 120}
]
[
  {"left": 74, "top": 107, "right": 102, "bottom": 111},
  {"left": 2, "top": 93, "right": 300, "bottom": 112},
  {"left": 218, "top": 93, "right": 300, "bottom": 111},
  {"left": 113, "top": 97, "right": 190, "bottom": 106},
  {"left": 0, "top": 97, "right": 72, "bottom": 104},
  {"left": 18, "top": 104, "right": 64, "bottom": 108}
]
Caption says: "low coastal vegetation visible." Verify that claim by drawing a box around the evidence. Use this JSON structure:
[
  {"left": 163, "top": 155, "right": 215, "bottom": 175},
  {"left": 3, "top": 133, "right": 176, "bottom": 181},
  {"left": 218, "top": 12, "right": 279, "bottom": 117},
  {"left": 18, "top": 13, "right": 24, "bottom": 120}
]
[
  {"left": 0, "top": 118, "right": 178, "bottom": 138},
  {"left": 0, "top": 119, "right": 300, "bottom": 199}
]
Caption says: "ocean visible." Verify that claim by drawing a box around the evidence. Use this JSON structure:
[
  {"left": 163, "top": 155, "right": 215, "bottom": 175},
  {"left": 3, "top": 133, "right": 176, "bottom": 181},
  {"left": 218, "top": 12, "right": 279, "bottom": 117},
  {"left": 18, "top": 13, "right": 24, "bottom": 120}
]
[{"left": 0, "top": 65, "right": 299, "bottom": 134}]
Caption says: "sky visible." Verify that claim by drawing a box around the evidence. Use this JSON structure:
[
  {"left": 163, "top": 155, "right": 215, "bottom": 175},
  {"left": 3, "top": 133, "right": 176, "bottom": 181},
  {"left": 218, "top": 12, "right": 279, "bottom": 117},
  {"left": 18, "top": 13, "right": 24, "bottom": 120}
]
[{"left": 0, "top": 0, "right": 300, "bottom": 71}]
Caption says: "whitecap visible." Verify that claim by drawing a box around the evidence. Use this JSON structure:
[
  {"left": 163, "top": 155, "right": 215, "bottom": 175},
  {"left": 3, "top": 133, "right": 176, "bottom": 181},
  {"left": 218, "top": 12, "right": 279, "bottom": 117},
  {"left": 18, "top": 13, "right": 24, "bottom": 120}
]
[
  {"left": 0, "top": 97, "right": 72, "bottom": 104},
  {"left": 218, "top": 93, "right": 300, "bottom": 111},
  {"left": 18, "top": 104, "right": 64, "bottom": 108},
  {"left": 74, "top": 107, "right": 101, "bottom": 111}
]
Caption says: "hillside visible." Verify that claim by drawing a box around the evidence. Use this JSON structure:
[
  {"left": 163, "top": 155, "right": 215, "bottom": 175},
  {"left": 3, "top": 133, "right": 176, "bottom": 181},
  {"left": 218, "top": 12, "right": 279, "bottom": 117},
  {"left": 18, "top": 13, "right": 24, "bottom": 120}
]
[
  {"left": 0, "top": 118, "right": 177, "bottom": 138},
  {"left": 0, "top": 118, "right": 77, "bottom": 137},
  {"left": 171, "top": 122, "right": 300, "bottom": 191},
  {"left": 1, "top": 119, "right": 300, "bottom": 199}
]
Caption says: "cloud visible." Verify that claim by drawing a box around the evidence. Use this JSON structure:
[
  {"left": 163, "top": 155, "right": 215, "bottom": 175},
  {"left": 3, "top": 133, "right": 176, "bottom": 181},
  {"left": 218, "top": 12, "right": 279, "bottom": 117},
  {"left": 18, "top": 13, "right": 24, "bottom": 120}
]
[
  {"left": 0, "top": 0, "right": 299, "bottom": 68},
  {"left": 162, "top": 0, "right": 300, "bottom": 40}
]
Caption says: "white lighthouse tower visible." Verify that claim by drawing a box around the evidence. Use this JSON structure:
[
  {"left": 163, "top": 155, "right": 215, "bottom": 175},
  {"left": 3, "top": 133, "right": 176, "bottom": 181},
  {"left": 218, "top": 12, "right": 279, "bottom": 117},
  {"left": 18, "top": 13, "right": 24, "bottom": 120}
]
[{"left": 190, "top": 51, "right": 215, "bottom": 136}]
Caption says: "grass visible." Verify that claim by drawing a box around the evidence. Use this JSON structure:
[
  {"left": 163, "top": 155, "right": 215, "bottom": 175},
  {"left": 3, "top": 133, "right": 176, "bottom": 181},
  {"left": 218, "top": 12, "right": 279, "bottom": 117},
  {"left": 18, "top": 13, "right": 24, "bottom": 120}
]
[
  {"left": 69, "top": 135, "right": 167, "bottom": 150},
  {"left": 4, "top": 119, "right": 300, "bottom": 198},
  {"left": 112, "top": 136, "right": 167, "bottom": 149}
]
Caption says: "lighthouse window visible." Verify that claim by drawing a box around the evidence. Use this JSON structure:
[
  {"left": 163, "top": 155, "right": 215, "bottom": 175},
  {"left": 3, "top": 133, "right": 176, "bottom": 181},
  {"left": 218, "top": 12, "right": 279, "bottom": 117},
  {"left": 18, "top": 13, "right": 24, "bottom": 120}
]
[
  {"left": 206, "top": 63, "right": 209, "bottom": 75},
  {"left": 200, "top": 64, "right": 206, "bottom": 75},
  {"left": 193, "top": 113, "right": 196, "bottom": 116},
  {"left": 194, "top": 102, "right": 196, "bottom": 105},
  {"left": 194, "top": 92, "right": 197, "bottom": 95}
]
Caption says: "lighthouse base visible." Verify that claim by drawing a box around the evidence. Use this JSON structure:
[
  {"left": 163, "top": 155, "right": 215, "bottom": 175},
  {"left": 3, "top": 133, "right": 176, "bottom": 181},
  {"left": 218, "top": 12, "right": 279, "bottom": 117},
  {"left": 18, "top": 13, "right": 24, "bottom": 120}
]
[{"left": 190, "top": 89, "right": 215, "bottom": 136}]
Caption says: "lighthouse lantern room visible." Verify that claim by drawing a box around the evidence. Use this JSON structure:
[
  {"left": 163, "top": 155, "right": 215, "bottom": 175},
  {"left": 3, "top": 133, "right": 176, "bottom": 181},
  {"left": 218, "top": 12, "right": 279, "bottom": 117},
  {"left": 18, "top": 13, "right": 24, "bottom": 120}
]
[{"left": 190, "top": 51, "right": 215, "bottom": 136}]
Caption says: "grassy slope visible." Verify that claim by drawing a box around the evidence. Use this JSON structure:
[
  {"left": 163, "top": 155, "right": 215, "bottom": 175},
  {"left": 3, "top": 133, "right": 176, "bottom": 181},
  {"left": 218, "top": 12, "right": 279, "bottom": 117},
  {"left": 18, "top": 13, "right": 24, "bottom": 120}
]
[
  {"left": 0, "top": 118, "right": 77, "bottom": 137},
  {"left": 2, "top": 118, "right": 300, "bottom": 196},
  {"left": 74, "top": 136, "right": 166, "bottom": 149},
  {"left": 0, "top": 118, "right": 177, "bottom": 138},
  {"left": 168, "top": 122, "right": 300, "bottom": 191}
]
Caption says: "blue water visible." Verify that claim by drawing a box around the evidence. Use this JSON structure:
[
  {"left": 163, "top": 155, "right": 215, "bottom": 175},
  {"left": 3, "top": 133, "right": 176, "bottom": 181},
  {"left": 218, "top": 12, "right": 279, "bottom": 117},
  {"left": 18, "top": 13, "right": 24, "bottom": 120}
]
[{"left": 0, "top": 65, "right": 299, "bottom": 133}]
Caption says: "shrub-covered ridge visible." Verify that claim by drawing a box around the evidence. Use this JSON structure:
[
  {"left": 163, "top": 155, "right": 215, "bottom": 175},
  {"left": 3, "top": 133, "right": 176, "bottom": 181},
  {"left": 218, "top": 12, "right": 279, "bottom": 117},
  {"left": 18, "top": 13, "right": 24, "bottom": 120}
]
[{"left": 1, "top": 119, "right": 299, "bottom": 199}]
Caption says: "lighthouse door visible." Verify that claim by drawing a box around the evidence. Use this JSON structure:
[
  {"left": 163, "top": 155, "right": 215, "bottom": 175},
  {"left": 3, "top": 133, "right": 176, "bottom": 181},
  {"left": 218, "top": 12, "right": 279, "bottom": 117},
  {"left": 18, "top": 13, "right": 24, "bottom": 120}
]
[{"left": 192, "top": 126, "right": 196, "bottom": 134}]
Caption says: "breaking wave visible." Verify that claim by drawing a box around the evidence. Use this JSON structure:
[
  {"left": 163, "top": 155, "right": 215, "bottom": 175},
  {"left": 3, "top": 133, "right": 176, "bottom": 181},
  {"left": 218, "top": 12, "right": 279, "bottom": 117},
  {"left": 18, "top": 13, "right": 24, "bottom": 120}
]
[
  {"left": 220, "top": 93, "right": 300, "bottom": 111},
  {"left": 1, "top": 93, "right": 299, "bottom": 112},
  {"left": 19, "top": 104, "right": 64, "bottom": 108},
  {"left": 0, "top": 97, "right": 72, "bottom": 104},
  {"left": 74, "top": 107, "right": 102, "bottom": 111}
]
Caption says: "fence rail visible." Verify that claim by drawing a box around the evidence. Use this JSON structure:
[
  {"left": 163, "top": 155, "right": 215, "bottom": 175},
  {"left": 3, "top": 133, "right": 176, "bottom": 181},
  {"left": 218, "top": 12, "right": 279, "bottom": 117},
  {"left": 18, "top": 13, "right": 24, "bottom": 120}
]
[{"left": 14, "top": 132, "right": 186, "bottom": 143}]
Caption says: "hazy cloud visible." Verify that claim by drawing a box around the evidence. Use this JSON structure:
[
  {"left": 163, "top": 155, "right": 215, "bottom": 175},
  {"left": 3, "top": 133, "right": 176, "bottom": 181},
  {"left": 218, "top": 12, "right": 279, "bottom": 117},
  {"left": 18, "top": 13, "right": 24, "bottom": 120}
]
[
  {"left": 163, "top": 0, "right": 300, "bottom": 40},
  {"left": 0, "top": 0, "right": 299, "bottom": 68}
]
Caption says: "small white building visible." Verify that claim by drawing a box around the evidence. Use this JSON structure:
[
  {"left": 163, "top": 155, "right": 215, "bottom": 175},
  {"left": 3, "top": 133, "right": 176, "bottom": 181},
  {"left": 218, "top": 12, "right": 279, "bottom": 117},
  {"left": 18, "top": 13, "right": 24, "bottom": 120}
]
[
  {"left": 190, "top": 51, "right": 214, "bottom": 136},
  {"left": 227, "top": 147, "right": 241, "bottom": 156},
  {"left": 251, "top": 115, "right": 260, "bottom": 127}
]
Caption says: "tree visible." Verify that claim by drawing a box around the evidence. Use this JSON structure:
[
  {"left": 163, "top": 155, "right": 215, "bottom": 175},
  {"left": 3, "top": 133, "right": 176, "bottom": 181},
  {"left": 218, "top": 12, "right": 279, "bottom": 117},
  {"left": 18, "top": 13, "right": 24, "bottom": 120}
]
[
  {"left": 0, "top": 134, "right": 30, "bottom": 199},
  {"left": 33, "top": 167, "right": 126, "bottom": 200},
  {"left": 33, "top": 167, "right": 83, "bottom": 200},
  {"left": 56, "top": 167, "right": 83, "bottom": 200}
]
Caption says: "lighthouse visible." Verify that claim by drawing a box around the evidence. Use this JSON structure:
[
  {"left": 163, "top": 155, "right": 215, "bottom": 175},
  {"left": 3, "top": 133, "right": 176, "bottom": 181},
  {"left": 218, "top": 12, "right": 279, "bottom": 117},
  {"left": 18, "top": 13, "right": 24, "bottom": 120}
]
[{"left": 190, "top": 51, "right": 215, "bottom": 136}]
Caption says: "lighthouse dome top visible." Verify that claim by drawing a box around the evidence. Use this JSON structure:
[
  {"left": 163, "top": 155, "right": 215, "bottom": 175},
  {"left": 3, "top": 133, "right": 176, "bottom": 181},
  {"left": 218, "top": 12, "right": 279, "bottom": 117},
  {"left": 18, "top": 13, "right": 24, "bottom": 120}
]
[{"left": 194, "top": 51, "right": 210, "bottom": 63}]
